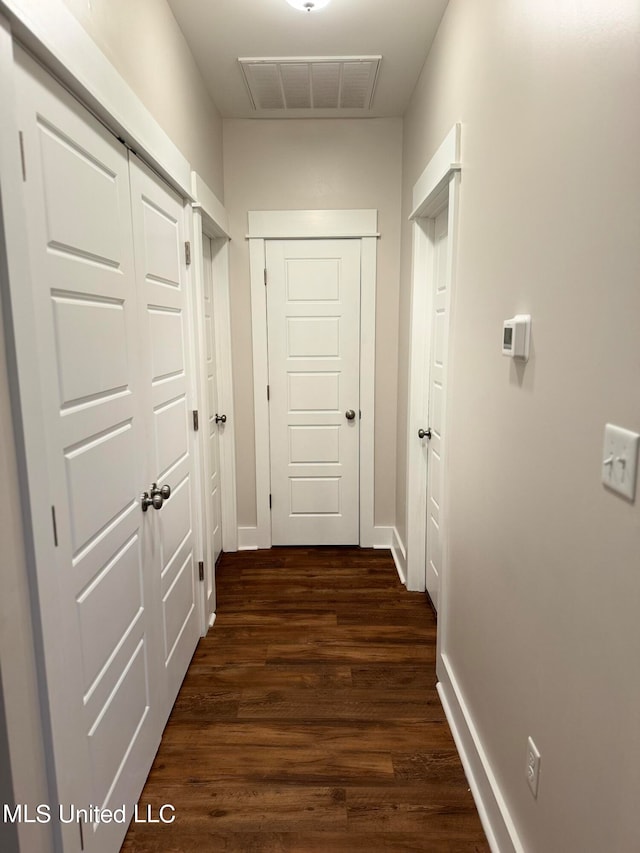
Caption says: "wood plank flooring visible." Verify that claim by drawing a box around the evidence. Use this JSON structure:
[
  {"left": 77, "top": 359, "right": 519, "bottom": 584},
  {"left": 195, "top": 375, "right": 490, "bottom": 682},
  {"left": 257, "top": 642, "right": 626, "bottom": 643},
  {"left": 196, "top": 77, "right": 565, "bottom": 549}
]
[{"left": 121, "top": 547, "right": 489, "bottom": 852}]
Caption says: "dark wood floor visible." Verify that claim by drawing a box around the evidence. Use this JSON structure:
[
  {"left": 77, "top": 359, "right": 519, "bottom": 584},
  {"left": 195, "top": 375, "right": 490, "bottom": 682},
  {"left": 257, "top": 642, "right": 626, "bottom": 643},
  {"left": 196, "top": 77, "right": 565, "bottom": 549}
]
[{"left": 121, "top": 547, "right": 489, "bottom": 852}]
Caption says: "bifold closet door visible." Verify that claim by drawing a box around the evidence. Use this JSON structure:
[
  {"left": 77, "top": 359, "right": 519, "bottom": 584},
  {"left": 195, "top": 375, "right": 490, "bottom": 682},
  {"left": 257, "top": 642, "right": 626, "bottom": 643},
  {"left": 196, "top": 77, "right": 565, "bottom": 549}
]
[
  {"left": 129, "top": 154, "right": 200, "bottom": 721},
  {"left": 14, "top": 48, "right": 200, "bottom": 853},
  {"left": 15, "top": 47, "right": 162, "bottom": 853}
]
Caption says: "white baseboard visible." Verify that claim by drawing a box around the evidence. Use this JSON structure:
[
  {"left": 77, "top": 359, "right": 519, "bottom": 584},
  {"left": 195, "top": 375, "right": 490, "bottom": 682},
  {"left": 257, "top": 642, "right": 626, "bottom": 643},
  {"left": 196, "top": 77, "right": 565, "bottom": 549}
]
[
  {"left": 238, "top": 525, "right": 393, "bottom": 550},
  {"left": 371, "top": 525, "right": 392, "bottom": 549},
  {"left": 390, "top": 527, "right": 407, "bottom": 585},
  {"left": 437, "top": 654, "right": 524, "bottom": 853},
  {"left": 208, "top": 612, "right": 216, "bottom": 628},
  {"left": 237, "top": 526, "right": 259, "bottom": 550}
]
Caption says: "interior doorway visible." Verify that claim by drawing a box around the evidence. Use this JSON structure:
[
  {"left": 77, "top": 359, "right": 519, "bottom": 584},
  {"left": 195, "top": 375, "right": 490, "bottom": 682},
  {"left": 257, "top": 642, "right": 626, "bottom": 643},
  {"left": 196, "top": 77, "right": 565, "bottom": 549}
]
[{"left": 405, "top": 125, "right": 461, "bottom": 605}]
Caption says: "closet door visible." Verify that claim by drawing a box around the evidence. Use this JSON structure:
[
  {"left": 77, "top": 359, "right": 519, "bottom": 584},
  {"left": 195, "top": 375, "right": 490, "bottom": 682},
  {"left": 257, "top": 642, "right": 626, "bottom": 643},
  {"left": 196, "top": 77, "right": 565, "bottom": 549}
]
[
  {"left": 129, "top": 155, "right": 200, "bottom": 721},
  {"left": 15, "top": 49, "right": 161, "bottom": 853}
]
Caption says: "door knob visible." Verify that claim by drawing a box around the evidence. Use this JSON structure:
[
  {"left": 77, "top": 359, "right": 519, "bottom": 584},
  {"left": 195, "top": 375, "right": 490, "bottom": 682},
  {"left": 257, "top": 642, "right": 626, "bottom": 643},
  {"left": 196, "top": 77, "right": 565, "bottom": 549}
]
[
  {"left": 418, "top": 427, "right": 432, "bottom": 440},
  {"left": 215, "top": 413, "right": 227, "bottom": 424},
  {"left": 345, "top": 409, "right": 356, "bottom": 421},
  {"left": 141, "top": 491, "right": 164, "bottom": 512},
  {"left": 151, "top": 482, "right": 171, "bottom": 501}
]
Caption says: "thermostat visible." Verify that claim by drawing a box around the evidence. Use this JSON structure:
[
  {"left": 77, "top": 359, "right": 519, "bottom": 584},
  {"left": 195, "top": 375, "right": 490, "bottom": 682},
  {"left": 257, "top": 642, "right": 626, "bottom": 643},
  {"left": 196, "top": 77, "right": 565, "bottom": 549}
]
[{"left": 502, "top": 314, "right": 531, "bottom": 361}]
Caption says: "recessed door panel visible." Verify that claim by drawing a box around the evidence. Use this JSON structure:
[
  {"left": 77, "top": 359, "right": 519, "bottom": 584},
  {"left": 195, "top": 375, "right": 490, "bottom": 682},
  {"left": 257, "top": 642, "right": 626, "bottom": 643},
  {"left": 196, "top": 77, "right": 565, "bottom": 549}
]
[
  {"left": 286, "top": 258, "right": 340, "bottom": 301},
  {"left": 38, "top": 119, "right": 121, "bottom": 265},
  {"left": 52, "top": 295, "right": 128, "bottom": 406},
  {"left": 142, "top": 199, "right": 181, "bottom": 286},
  {"left": 148, "top": 308, "right": 184, "bottom": 381},
  {"left": 290, "top": 477, "right": 340, "bottom": 515},
  {"left": 162, "top": 552, "right": 195, "bottom": 663},
  {"left": 87, "top": 640, "right": 149, "bottom": 808},
  {"left": 154, "top": 395, "right": 188, "bottom": 480},
  {"left": 76, "top": 534, "right": 143, "bottom": 693},
  {"left": 65, "top": 421, "right": 137, "bottom": 554},
  {"left": 160, "top": 476, "right": 191, "bottom": 576},
  {"left": 288, "top": 373, "right": 340, "bottom": 412},
  {"left": 289, "top": 425, "right": 340, "bottom": 463},
  {"left": 287, "top": 316, "right": 340, "bottom": 358}
]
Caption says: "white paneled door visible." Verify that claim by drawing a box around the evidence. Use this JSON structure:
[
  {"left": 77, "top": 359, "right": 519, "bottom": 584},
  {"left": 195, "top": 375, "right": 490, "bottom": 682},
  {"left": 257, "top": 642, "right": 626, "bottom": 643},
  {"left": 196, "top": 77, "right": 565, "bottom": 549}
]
[
  {"left": 266, "top": 240, "right": 361, "bottom": 545},
  {"left": 425, "top": 207, "right": 450, "bottom": 610},
  {"left": 15, "top": 48, "right": 199, "bottom": 853},
  {"left": 129, "top": 154, "right": 200, "bottom": 720},
  {"left": 201, "top": 235, "right": 223, "bottom": 619}
]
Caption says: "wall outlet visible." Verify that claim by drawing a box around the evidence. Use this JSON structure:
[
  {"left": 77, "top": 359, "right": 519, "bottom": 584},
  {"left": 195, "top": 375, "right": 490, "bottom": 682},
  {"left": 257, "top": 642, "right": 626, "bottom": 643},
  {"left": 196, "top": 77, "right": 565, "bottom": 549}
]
[{"left": 526, "top": 736, "right": 541, "bottom": 798}]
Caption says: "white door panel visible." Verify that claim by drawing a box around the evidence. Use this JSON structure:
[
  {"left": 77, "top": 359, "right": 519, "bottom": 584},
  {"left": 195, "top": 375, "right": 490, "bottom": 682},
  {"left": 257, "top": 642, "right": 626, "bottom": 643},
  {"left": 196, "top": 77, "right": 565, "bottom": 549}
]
[
  {"left": 267, "top": 240, "right": 360, "bottom": 545},
  {"left": 129, "top": 155, "right": 199, "bottom": 717},
  {"left": 199, "top": 236, "right": 223, "bottom": 622},
  {"left": 15, "top": 47, "right": 159, "bottom": 853},
  {"left": 425, "top": 208, "right": 449, "bottom": 610}
]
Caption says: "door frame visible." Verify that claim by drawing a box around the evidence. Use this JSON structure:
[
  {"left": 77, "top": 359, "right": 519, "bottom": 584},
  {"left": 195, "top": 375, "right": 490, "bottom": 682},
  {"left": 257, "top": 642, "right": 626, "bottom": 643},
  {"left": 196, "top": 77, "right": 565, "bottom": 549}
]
[
  {"left": 191, "top": 173, "right": 236, "bottom": 635},
  {"left": 406, "top": 124, "right": 462, "bottom": 593},
  {"left": 248, "top": 209, "right": 378, "bottom": 549}
]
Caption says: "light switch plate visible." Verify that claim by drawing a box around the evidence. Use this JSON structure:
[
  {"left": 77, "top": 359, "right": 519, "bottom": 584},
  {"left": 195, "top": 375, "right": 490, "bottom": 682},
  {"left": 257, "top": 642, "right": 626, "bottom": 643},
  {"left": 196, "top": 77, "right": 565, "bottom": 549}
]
[{"left": 602, "top": 423, "right": 640, "bottom": 501}]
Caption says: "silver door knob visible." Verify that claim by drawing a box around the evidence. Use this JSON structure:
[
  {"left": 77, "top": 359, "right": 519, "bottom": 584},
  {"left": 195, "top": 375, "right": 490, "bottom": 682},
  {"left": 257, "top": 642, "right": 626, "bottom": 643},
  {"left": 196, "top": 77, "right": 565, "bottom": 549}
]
[
  {"left": 151, "top": 482, "right": 171, "bottom": 501},
  {"left": 345, "top": 409, "right": 356, "bottom": 421},
  {"left": 141, "top": 491, "right": 163, "bottom": 512},
  {"left": 418, "top": 428, "right": 432, "bottom": 440},
  {"left": 215, "top": 413, "right": 227, "bottom": 424}
]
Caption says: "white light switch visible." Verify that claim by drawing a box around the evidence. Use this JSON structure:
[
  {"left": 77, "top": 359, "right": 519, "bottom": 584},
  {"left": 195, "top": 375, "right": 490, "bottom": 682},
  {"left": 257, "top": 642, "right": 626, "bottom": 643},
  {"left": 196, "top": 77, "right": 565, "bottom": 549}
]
[{"left": 602, "top": 423, "right": 640, "bottom": 501}]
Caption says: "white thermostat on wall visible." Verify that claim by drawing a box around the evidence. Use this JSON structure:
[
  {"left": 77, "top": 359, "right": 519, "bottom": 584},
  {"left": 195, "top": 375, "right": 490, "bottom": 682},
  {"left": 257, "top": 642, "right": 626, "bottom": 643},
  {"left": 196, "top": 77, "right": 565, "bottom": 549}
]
[{"left": 502, "top": 314, "right": 531, "bottom": 361}]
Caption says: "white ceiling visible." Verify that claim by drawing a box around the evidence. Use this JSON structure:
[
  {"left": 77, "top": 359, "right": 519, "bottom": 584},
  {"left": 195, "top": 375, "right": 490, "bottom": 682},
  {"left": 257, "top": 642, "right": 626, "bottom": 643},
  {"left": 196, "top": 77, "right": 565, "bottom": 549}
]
[{"left": 167, "top": 0, "right": 449, "bottom": 119}]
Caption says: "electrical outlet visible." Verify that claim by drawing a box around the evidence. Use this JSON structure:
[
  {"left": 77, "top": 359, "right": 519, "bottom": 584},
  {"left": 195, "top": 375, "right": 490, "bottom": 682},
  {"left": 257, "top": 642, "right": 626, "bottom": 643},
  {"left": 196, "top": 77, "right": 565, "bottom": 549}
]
[{"left": 526, "top": 736, "right": 541, "bottom": 798}]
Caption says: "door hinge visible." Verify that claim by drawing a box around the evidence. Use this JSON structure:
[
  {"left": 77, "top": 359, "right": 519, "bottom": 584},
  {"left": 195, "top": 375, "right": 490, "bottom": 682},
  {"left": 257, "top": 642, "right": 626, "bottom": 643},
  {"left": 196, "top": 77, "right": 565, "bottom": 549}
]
[
  {"left": 78, "top": 817, "right": 84, "bottom": 851},
  {"left": 198, "top": 561, "right": 204, "bottom": 582},
  {"left": 185, "top": 241, "right": 191, "bottom": 266},
  {"left": 359, "top": 410, "right": 362, "bottom": 420},
  {"left": 269, "top": 493, "right": 272, "bottom": 509},
  {"left": 18, "top": 131, "right": 26, "bottom": 181},
  {"left": 264, "top": 268, "right": 267, "bottom": 286},
  {"left": 51, "top": 506, "right": 58, "bottom": 547},
  {"left": 192, "top": 409, "right": 199, "bottom": 431},
  {"left": 267, "top": 384, "right": 270, "bottom": 401}
]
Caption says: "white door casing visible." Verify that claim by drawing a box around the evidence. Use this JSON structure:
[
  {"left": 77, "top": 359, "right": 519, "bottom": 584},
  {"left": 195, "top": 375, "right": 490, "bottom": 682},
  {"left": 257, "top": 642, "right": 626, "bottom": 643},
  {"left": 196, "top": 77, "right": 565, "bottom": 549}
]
[
  {"left": 424, "top": 207, "right": 450, "bottom": 609},
  {"left": 14, "top": 48, "right": 162, "bottom": 853},
  {"left": 128, "top": 153, "right": 200, "bottom": 719},
  {"left": 190, "top": 184, "right": 235, "bottom": 631},
  {"left": 266, "top": 240, "right": 361, "bottom": 546},
  {"left": 247, "top": 210, "right": 378, "bottom": 550}
]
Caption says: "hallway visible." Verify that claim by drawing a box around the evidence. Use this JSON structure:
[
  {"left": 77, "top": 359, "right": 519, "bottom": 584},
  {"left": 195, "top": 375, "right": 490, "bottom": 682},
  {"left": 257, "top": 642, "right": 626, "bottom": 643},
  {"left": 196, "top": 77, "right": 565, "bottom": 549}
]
[{"left": 121, "top": 548, "right": 488, "bottom": 852}]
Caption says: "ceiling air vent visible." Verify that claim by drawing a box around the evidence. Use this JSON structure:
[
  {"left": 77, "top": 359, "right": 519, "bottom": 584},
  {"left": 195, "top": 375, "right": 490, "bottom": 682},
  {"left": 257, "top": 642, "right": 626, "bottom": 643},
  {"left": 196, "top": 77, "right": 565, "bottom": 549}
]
[{"left": 239, "top": 56, "right": 381, "bottom": 113}]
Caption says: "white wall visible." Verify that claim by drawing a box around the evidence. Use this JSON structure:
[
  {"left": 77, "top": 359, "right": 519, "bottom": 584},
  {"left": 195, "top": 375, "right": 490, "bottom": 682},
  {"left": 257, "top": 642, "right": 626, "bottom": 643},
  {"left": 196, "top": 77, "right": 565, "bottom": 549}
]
[
  {"left": 397, "top": 1, "right": 640, "bottom": 849},
  {"left": 223, "top": 118, "right": 402, "bottom": 529},
  {"left": 61, "top": 0, "right": 224, "bottom": 198}
]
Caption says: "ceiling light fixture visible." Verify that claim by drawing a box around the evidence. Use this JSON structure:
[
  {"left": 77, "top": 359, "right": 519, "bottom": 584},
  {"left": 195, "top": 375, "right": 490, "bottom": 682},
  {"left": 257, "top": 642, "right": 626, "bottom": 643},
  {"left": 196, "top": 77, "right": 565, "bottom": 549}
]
[{"left": 285, "top": 0, "right": 331, "bottom": 11}]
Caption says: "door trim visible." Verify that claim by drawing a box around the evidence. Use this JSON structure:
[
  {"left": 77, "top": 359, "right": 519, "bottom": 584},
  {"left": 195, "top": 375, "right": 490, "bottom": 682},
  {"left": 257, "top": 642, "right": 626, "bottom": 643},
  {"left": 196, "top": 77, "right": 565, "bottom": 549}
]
[
  {"left": 406, "top": 125, "right": 461, "bottom": 593},
  {"left": 248, "top": 209, "right": 378, "bottom": 549},
  {"left": 191, "top": 175, "right": 236, "bottom": 634}
]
